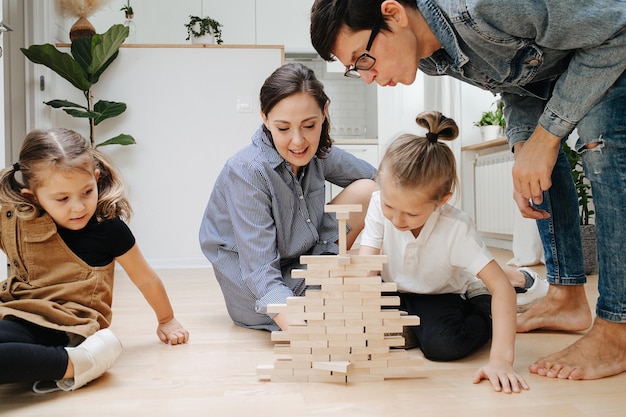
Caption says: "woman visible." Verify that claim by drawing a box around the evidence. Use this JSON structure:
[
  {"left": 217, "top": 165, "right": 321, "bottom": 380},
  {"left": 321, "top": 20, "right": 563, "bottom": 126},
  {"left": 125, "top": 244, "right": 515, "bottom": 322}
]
[{"left": 199, "top": 63, "right": 377, "bottom": 331}]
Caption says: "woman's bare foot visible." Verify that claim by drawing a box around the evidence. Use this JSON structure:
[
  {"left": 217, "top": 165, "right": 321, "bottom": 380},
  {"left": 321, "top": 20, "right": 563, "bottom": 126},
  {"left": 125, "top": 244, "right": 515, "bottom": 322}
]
[
  {"left": 529, "top": 317, "right": 626, "bottom": 379},
  {"left": 517, "top": 284, "right": 592, "bottom": 333}
]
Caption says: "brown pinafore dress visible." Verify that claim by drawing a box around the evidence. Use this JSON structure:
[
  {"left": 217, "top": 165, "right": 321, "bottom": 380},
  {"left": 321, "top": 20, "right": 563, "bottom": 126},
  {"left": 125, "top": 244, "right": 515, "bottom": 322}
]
[{"left": 0, "top": 206, "right": 115, "bottom": 346}]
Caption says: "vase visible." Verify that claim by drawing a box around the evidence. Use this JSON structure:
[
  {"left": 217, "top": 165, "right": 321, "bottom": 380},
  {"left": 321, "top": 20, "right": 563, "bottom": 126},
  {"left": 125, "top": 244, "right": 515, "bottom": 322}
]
[
  {"left": 123, "top": 13, "right": 136, "bottom": 44},
  {"left": 192, "top": 33, "right": 215, "bottom": 44},
  {"left": 479, "top": 125, "right": 503, "bottom": 142},
  {"left": 69, "top": 16, "right": 96, "bottom": 41},
  {"left": 580, "top": 224, "right": 597, "bottom": 275}
]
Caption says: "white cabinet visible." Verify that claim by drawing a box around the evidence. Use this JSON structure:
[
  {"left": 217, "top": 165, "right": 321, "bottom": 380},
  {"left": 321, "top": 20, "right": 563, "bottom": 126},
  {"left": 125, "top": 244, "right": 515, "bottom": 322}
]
[
  {"left": 326, "top": 143, "right": 379, "bottom": 202},
  {"left": 255, "top": 0, "right": 314, "bottom": 53}
]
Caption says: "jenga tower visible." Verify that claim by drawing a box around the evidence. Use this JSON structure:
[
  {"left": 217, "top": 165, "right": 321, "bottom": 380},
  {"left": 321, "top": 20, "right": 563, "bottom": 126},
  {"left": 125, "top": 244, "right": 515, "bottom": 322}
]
[{"left": 257, "top": 204, "right": 421, "bottom": 382}]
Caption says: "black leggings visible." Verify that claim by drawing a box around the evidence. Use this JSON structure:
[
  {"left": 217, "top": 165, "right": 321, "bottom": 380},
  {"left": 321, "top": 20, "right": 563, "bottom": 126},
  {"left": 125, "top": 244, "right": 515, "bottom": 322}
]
[
  {"left": 0, "top": 318, "right": 69, "bottom": 384},
  {"left": 399, "top": 292, "right": 492, "bottom": 362}
]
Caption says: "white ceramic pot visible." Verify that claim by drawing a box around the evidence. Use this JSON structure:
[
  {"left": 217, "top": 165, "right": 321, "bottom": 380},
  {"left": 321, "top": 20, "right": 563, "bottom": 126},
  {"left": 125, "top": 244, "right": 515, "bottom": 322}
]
[
  {"left": 191, "top": 33, "right": 215, "bottom": 44},
  {"left": 479, "top": 125, "right": 503, "bottom": 141}
]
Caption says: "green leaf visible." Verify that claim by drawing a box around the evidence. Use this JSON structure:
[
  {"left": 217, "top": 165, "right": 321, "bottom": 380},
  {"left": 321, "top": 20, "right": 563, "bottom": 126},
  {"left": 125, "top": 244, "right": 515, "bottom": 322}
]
[
  {"left": 96, "top": 134, "right": 136, "bottom": 147},
  {"left": 45, "top": 99, "right": 87, "bottom": 109},
  {"left": 63, "top": 108, "right": 99, "bottom": 119},
  {"left": 92, "top": 100, "right": 127, "bottom": 125},
  {"left": 71, "top": 36, "right": 93, "bottom": 76},
  {"left": 21, "top": 44, "right": 91, "bottom": 91},
  {"left": 89, "top": 25, "right": 128, "bottom": 78}
]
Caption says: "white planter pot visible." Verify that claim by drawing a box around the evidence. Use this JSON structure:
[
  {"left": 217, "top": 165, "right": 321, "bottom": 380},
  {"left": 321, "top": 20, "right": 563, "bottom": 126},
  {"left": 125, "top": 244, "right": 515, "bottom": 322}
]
[
  {"left": 192, "top": 33, "right": 215, "bottom": 44},
  {"left": 479, "top": 125, "right": 503, "bottom": 141}
]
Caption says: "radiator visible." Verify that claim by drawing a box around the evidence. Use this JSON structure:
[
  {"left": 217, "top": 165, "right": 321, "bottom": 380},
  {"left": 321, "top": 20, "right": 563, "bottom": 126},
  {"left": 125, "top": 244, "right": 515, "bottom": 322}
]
[{"left": 474, "top": 151, "right": 516, "bottom": 235}]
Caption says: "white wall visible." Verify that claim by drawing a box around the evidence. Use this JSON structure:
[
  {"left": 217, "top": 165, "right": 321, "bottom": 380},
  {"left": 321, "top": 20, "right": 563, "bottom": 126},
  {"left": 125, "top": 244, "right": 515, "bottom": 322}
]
[{"left": 43, "top": 46, "right": 283, "bottom": 268}]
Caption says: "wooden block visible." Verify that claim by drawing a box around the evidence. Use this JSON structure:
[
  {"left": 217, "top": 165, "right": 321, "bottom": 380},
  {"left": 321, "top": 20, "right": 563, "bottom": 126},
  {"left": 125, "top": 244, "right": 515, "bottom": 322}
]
[
  {"left": 345, "top": 318, "right": 381, "bottom": 327},
  {"left": 326, "top": 325, "right": 364, "bottom": 334},
  {"left": 306, "top": 303, "right": 343, "bottom": 313},
  {"left": 348, "top": 254, "right": 388, "bottom": 264},
  {"left": 288, "top": 325, "right": 325, "bottom": 334},
  {"left": 343, "top": 304, "right": 380, "bottom": 313},
  {"left": 312, "top": 346, "right": 350, "bottom": 356},
  {"left": 350, "top": 359, "right": 388, "bottom": 369},
  {"left": 307, "top": 319, "right": 345, "bottom": 327},
  {"left": 274, "top": 359, "right": 312, "bottom": 369},
  {"left": 328, "top": 339, "right": 366, "bottom": 348},
  {"left": 325, "top": 297, "right": 362, "bottom": 306},
  {"left": 325, "top": 311, "right": 363, "bottom": 320},
  {"left": 307, "top": 374, "right": 348, "bottom": 383},
  {"left": 291, "top": 339, "right": 328, "bottom": 348},
  {"left": 266, "top": 304, "right": 303, "bottom": 314},
  {"left": 363, "top": 296, "right": 400, "bottom": 306},
  {"left": 346, "top": 374, "right": 384, "bottom": 382},
  {"left": 351, "top": 346, "right": 390, "bottom": 355},
  {"left": 291, "top": 269, "right": 329, "bottom": 279},
  {"left": 324, "top": 204, "right": 362, "bottom": 214},
  {"left": 311, "top": 361, "right": 352, "bottom": 373},
  {"left": 271, "top": 374, "right": 309, "bottom": 382},
  {"left": 256, "top": 364, "right": 274, "bottom": 375},
  {"left": 345, "top": 276, "right": 384, "bottom": 285}
]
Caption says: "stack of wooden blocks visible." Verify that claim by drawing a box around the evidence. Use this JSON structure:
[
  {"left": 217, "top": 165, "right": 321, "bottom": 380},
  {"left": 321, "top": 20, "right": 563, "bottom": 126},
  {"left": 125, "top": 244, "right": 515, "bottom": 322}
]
[{"left": 257, "top": 205, "right": 422, "bottom": 382}]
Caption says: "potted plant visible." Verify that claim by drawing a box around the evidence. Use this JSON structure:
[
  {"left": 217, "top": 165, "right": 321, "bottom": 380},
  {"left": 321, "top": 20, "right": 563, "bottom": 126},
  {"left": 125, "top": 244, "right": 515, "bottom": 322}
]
[
  {"left": 21, "top": 24, "right": 135, "bottom": 148},
  {"left": 184, "top": 15, "right": 223, "bottom": 44},
  {"left": 562, "top": 141, "right": 597, "bottom": 274},
  {"left": 474, "top": 99, "right": 506, "bottom": 141}
]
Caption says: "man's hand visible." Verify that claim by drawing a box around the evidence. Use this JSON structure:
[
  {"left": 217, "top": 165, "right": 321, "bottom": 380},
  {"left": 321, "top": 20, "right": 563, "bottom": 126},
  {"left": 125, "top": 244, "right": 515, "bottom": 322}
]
[{"left": 512, "top": 126, "right": 561, "bottom": 205}]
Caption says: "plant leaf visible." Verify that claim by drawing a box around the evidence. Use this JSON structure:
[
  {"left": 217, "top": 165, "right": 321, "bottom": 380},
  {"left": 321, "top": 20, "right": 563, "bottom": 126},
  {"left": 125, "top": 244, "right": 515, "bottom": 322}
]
[
  {"left": 45, "top": 99, "right": 87, "bottom": 109},
  {"left": 89, "top": 25, "right": 129, "bottom": 79},
  {"left": 63, "top": 108, "right": 99, "bottom": 119},
  {"left": 71, "top": 36, "right": 93, "bottom": 76},
  {"left": 96, "top": 134, "right": 136, "bottom": 147},
  {"left": 21, "top": 44, "right": 91, "bottom": 91},
  {"left": 92, "top": 100, "right": 127, "bottom": 125}
]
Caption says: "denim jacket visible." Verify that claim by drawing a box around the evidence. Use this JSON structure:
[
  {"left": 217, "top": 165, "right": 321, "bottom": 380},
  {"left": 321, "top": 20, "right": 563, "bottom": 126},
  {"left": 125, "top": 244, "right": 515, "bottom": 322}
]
[{"left": 417, "top": 0, "right": 626, "bottom": 145}]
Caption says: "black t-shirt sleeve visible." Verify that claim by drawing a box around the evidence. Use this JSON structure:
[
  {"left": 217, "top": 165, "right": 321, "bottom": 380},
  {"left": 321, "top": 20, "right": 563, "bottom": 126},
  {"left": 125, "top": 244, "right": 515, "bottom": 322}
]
[{"left": 58, "top": 216, "right": 136, "bottom": 267}]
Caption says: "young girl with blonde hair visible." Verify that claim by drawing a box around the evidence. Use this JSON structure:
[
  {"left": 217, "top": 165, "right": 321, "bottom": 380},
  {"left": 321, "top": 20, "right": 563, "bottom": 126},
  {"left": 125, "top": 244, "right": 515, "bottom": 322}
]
[
  {"left": 0, "top": 128, "right": 189, "bottom": 393},
  {"left": 359, "top": 111, "right": 528, "bottom": 393}
]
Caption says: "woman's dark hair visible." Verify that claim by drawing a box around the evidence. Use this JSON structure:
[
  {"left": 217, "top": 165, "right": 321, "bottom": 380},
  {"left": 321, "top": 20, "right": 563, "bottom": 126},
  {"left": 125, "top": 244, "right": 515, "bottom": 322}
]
[{"left": 260, "top": 62, "right": 333, "bottom": 158}]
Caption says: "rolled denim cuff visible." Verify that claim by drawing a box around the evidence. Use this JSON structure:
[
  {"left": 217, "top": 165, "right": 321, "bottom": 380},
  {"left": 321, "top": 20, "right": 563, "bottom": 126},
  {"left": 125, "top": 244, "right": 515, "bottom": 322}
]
[{"left": 538, "top": 107, "right": 577, "bottom": 140}]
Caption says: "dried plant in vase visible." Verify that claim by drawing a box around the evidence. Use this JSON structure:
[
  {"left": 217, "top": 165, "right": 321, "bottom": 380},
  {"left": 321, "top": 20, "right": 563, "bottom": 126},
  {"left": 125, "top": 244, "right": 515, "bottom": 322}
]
[{"left": 56, "top": 0, "right": 109, "bottom": 41}]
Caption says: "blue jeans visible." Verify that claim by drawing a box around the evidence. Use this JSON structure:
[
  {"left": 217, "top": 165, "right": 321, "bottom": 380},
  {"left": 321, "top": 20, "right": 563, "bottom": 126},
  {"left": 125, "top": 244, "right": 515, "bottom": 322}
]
[
  {"left": 537, "top": 69, "right": 626, "bottom": 323},
  {"left": 576, "top": 69, "right": 626, "bottom": 323}
]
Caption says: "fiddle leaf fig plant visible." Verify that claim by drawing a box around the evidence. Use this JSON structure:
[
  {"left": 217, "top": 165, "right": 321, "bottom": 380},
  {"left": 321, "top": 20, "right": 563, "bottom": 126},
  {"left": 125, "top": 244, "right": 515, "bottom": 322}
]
[
  {"left": 562, "top": 141, "right": 594, "bottom": 225},
  {"left": 20, "top": 24, "right": 135, "bottom": 148}
]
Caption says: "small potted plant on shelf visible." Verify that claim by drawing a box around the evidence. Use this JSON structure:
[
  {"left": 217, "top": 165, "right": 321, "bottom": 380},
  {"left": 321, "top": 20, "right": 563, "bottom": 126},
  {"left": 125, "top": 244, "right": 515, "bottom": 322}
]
[
  {"left": 562, "top": 141, "right": 596, "bottom": 274},
  {"left": 184, "top": 15, "right": 223, "bottom": 44},
  {"left": 474, "top": 99, "right": 506, "bottom": 141}
]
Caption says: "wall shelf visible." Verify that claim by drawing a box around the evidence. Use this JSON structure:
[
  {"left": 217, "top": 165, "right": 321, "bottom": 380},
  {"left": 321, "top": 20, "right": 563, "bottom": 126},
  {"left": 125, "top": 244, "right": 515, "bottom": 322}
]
[{"left": 461, "top": 137, "right": 507, "bottom": 151}]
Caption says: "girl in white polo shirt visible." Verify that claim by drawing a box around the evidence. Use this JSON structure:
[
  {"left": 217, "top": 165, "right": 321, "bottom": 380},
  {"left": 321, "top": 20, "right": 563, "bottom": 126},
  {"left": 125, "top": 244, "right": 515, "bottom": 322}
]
[{"left": 359, "top": 111, "right": 527, "bottom": 394}]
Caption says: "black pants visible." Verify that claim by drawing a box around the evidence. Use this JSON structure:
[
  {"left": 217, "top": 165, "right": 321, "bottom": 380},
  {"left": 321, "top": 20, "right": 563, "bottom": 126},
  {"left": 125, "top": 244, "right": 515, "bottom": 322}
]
[
  {"left": 0, "top": 318, "right": 69, "bottom": 383},
  {"left": 399, "top": 292, "right": 492, "bottom": 361}
]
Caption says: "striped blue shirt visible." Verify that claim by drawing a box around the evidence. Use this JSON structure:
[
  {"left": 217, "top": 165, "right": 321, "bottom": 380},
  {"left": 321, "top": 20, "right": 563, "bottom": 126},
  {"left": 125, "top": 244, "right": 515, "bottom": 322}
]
[{"left": 199, "top": 125, "right": 376, "bottom": 330}]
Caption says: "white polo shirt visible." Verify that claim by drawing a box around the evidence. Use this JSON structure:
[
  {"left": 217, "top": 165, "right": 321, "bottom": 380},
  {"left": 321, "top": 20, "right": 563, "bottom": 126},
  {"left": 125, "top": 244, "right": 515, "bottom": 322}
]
[{"left": 360, "top": 191, "right": 493, "bottom": 294}]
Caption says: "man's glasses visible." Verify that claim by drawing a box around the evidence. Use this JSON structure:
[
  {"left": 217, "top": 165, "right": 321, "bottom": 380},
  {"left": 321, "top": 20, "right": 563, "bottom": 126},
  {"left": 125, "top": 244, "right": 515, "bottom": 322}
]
[{"left": 344, "top": 16, "right": 382, "bottom": 79}]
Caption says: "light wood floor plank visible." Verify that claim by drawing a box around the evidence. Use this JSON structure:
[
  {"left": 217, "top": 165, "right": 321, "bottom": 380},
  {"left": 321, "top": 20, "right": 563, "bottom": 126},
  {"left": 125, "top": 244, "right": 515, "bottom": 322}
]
[{"left": 1, "top": 248, "right": 623, "bottom": 416}]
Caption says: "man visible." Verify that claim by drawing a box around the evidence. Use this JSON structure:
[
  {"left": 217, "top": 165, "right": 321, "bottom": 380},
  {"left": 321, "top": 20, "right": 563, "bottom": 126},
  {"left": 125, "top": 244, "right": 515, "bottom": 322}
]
[{"left": 310, "top": 0, "right": 626, "bottom": 380}]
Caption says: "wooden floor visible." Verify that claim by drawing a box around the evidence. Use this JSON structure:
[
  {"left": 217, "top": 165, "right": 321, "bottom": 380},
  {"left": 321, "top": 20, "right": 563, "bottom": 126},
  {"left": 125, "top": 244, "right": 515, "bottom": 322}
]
[{"left": 1, "top": 248, "right": 624, "bottom": 417}]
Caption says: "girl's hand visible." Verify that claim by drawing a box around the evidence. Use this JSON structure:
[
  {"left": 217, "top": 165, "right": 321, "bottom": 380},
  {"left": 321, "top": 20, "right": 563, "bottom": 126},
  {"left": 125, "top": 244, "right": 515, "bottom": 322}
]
[
  {"left": 156, "top": 318, "right": 189, "bottom": 345},
  {"left": 473, "top": 358, "right": 529, "bottom": 393}
]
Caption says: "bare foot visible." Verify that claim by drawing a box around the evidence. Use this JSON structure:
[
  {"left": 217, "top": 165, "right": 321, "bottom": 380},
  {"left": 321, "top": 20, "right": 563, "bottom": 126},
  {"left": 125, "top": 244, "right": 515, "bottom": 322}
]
[
  {"left": 529, "top": 317, "right": 626, "bottom": 379},
  {"left": 517, "top": 284, "right": 592, "bottom": 333}
]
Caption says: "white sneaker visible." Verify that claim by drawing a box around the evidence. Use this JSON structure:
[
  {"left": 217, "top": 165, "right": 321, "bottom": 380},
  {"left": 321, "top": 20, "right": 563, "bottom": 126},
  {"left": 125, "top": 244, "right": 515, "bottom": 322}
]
[
  {"left": 56, "top": 328, "right": 123, "bottom": 391},
  {"left": 516, "top": 267, "right": 549, "bottom": 313}
]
